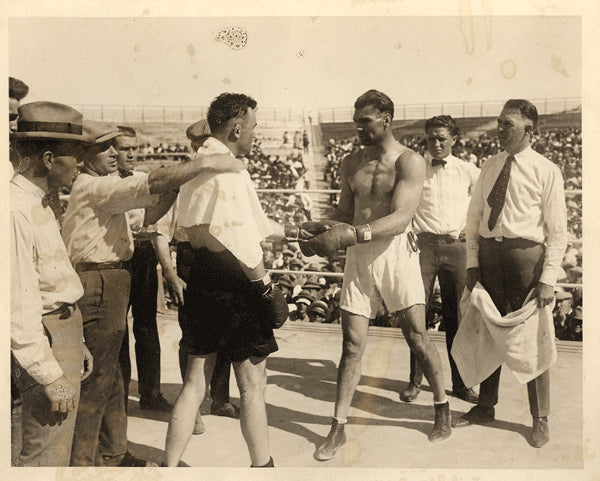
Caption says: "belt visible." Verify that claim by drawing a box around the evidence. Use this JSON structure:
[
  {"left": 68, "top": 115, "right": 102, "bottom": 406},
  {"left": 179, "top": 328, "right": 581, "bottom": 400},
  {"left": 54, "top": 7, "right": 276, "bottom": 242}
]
[
  {"left": 75, "top": 261, "right": 130, "bottom": 272},
  {"left": 417, "top": 232, "right": 462, "bottom": 243},
  {"left": 43, "top": 303, "right": 75, "bottom": 319},
  {"left": 483, "top": 236, "right": 543, "bottom": 248}
]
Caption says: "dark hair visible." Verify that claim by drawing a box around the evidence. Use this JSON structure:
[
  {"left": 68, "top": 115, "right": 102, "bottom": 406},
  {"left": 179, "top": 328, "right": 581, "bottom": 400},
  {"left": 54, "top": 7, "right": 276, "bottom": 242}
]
[
  {"left": 9, "top": 77, "right": 29, "bottom": 101},
  {"left": 354, "top": 90, "right": 394, "bottom": 119},
  {"left": 503, "top": 99, "right": 538, "bottom": 129},
  {"left": 425, "top": 115, "right": 459, "bottom": 137},
  {"left": 207, "top": 93, "right": 257, "bottom": 132}
]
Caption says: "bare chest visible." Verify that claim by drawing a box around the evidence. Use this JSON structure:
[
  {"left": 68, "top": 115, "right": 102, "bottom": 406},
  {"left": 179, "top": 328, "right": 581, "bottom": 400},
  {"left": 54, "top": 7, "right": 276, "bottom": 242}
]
[{"left": 349, "top": 157, "right": 397, "bottom": 200}]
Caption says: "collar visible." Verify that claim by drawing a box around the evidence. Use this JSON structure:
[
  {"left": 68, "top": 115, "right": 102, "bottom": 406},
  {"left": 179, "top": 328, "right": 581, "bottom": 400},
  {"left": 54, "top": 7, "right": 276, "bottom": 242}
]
[
  {"left": 508, "top": 145, "right": 533, "bottom": 162},
  {"left": 200, "top": 136, "right": 233, "bottom": 155},
  {"left": 426, "top": 152, "right": 456, "bottom": 167},
  {"left": 11, "top": 174, "right": 47, "bottom": 200}
]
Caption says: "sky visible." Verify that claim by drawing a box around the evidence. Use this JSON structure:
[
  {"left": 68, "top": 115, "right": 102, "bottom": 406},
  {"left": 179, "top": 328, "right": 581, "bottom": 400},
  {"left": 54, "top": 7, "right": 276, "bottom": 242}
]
[{"left": 8, "top": 16, "right": 580, "bottom": 113}]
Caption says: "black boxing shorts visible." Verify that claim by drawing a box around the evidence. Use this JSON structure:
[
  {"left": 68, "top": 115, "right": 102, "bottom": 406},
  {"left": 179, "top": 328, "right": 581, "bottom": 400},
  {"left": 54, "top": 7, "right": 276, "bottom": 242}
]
[{"left": 177, "top": 243, "right": 278, "bottom": 362}]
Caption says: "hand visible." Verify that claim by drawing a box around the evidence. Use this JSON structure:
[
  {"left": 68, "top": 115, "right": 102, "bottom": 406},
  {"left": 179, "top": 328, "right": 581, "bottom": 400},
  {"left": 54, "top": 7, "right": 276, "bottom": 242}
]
[
  {"left": 465, "top": 268, "right": 481, "bottom": 291},
  {"left": 166, "top": 274, "right": 187, "bottom": 307},
  {"left": 535, "top": 282, "right": 555, "bottom": 308},
  {"left": 307, "top": 223, "right": 357, "bottom": 257},
  {"left": 44, "top": 376, "right": 76, "bottom": 413},
  {"left": 81, "top": 343, "right": 94, "bottom": 381}
]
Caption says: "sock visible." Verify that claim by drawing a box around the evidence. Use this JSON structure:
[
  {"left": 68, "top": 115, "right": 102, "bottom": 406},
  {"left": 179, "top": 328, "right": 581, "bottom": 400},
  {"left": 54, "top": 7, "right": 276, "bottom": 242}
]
[
  {"left": 333, "top": 417, "right": 347, "bottom": 424},
  {"left": 433, "top": 397, "right": 448, "bottom": 405}
]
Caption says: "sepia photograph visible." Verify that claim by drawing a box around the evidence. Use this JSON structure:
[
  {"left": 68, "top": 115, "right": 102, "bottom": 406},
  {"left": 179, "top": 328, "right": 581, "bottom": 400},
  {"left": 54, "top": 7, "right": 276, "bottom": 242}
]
[{"left": 3, "top": 2, "right": 597, "bottom": 480}]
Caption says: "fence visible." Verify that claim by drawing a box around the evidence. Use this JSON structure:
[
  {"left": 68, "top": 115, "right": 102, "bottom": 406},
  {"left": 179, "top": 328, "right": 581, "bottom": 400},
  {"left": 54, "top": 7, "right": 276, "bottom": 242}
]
[
  {"left": 318, "top": 98, "right": 581, "bottom": 123},
  {"left": 74, "top": 105, "right": 306, "bottom": 125}
]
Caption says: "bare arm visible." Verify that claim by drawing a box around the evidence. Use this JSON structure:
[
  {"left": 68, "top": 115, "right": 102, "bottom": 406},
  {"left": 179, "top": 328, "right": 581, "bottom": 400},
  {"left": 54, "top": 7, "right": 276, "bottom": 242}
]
[
  {"left": 144, "top": 191, "right": 178, "bottom": 226},
  {"left": 331, "top": 154, "right": 355, "bottom": 224},
  {"left": 147, "top": 153, "right": 245, "bottom": 194},
  {"left": 152, "top": 233, "right": 186, "bottom": 306},
  {"left": 368, "top": 150, "right": 426, "bottom": 238}
]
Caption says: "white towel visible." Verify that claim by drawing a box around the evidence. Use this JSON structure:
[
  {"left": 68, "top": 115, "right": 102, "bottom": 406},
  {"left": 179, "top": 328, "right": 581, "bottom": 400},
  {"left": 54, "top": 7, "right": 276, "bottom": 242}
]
[
  {"left": 177, "top": 137, "right": 272, "bottom": 268},
  {"left": 451, "top": 282, "right": 557, "bottom": 387}
]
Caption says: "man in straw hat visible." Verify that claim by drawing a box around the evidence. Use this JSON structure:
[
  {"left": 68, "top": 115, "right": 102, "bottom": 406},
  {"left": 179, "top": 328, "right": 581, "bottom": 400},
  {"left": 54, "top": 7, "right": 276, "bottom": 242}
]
[
  {"left": 62, "top": 117, "right": 245, "bottom": 467},
  {"left": 10, "top": 101, "right": 94, "bottom": 466}
]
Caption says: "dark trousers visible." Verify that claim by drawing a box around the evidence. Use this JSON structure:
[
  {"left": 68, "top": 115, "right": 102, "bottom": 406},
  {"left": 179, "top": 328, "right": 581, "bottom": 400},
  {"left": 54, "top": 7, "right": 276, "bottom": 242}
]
[
  {"left": 409, "top": 234, "right": 467, "bottom": 390},
  {"left": 119, "top": 241, "right": 161, "bottom": 408},
  {"left": 14, "top": 308, "right": 84, "bottom": 466},
  {"left": 477, "top": 237, "right": 550, "bottom": 418},
  {"left": 176, "top": 241, "right": 232, "bottom": 405},
  {"left": 70, "top": 268, "right": 130, "bottom": 466}
]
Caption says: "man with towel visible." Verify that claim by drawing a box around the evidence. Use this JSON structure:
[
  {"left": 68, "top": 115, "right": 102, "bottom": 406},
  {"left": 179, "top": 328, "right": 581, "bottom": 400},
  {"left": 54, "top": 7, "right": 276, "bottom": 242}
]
[
  {"left": 452, "top": 99, "right": 568, "bottom": 448},
  {"left": 162, "top": 93, "right": 288, "bottom": 468}
]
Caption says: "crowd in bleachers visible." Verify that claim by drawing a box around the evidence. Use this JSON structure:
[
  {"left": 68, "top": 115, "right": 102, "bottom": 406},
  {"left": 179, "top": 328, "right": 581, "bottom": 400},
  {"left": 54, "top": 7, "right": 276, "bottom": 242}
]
[{"left": 321, "top": 127, "right": 583, "bottom": 338}]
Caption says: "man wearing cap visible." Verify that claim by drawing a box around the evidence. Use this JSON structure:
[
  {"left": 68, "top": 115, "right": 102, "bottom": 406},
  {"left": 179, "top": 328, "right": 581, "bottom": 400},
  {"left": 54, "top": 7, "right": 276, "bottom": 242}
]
[
  {"left": 400, "top": 115, "right": 480, "bottom": 404},
  {"left": 10, "top": 101, "right": 94, "bottom": 466},
  {"left": 62, "top": 119, "right": 244, "bottom": 467},
  {"left": 453, "top": 99, "right": 568, "bottom": 448},
  {"left": 290, "top": 291, "right": 314, "bottom": 321},
  {"left": 308, "top": 301, "right": 330, "bottom": 323},
  {"left": 114, "top": 125, "right": 177, "bottom": 412}
]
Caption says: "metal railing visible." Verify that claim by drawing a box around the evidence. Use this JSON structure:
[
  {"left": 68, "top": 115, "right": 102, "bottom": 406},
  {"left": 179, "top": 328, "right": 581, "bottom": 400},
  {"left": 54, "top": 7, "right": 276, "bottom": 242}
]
[{"left": 318, "top": 98, "right": 581, "bottom": 123}]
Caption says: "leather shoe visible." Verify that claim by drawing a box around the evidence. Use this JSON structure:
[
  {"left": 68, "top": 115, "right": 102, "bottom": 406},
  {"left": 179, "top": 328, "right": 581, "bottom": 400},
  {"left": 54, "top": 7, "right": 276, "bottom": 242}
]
[
  {"left": 314, "top": 419, "right": 347, "bottom": 461},
  {"left": 211, "top": 402, "right": 240, "bottom": 419},
  {"left": 452, "top": 386, "right": 479, "bottom": 404},
  {"left": 429, "top": 402, "right": 451, "bottom": 443},
  {"left": 399, "top": 383, "right": 421, "bottom": 402},
  {"left": 103, "top": 451, "right": 159, "bottom": 467},
  {"left": 452, "top": 405, "right": 495, "bottom": 428},
  {"left": 139, "top": 393, "right": 173, "bottom": 412},
  {"left": 529, "top": 416, "right": 550, "bottom": 448}
]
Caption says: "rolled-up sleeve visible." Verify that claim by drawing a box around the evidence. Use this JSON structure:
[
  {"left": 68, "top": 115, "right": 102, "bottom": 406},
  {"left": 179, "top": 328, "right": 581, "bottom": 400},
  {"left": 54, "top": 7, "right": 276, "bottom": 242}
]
[
  {"left": 93, "top": 173, "right": 158, "bottom": 214},
  {"left": 539, "top": 165, "right": 568, "bottom": 286},
  {"left": 11, "top": 212, "right": 63, "bottom": 385}
]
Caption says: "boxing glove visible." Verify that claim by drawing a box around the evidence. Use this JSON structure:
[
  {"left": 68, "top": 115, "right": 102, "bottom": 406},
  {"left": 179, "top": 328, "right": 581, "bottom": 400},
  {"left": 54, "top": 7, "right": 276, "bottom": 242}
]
[
  {"left": 307, "top": 223, "right": 357, "bottom": 257},
  {"left": 284, "top": 220, "right": 337, "bottom": 241},
  {"left": 250, "top": 277, "right": 290, "bottom": 329}
]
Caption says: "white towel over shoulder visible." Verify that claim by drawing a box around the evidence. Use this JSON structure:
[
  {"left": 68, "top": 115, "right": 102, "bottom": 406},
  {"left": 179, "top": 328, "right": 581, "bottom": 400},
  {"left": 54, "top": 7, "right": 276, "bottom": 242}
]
[
  {"left": 451, "top": 282, "right": 557, "bottom": 387},
  {"left": 177, "top": 137, "right": 272, "bottom": 268}
]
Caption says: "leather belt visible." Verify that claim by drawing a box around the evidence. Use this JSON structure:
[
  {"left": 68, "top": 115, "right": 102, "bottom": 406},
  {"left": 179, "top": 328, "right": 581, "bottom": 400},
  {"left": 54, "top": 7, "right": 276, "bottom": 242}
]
[
  {"left": 75, "top": 261, "right": 130, "bottom": 272},
  {"left": 417, "top": 232, "right": 461, "bottom": 244},
  {"left": 43, "top": 303, "right": 75, "bottom": 318}
]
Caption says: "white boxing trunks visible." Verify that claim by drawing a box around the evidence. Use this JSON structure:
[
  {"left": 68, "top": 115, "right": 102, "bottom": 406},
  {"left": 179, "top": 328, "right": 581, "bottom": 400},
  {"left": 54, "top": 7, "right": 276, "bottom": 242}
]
[{"left": 340, "top": 231, "right": 425, "bottom": 319}]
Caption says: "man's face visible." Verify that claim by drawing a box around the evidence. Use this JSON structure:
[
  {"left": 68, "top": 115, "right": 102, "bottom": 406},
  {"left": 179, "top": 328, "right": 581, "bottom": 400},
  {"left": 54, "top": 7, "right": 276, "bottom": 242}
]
[
  {"left": 115, "top": 135, "right": 138, "bottom": 173},
  {"left": 87, "top": 142, "right": 119, "bottom": 176},
  {"left": 353, "top": 105, "right": 387, "bottom": 146},
  {"left": 238, "top": 108, "right": 257, "bottom": 156},
  {"left": 497, "top": 108, "right": 531, "bottom": 154},
  {"left": 47, "top": 154, "right": 80, "bottom": 190},
  {"left": 426, "top": 126, "right": 457, "bottom": 160},
  {"left": 9, "top": 97, "right": 19, "bottom": 132}
]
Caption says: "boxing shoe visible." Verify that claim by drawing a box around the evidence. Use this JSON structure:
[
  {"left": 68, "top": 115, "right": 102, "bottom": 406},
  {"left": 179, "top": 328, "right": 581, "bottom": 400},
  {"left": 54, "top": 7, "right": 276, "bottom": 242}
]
[
  {"left": 452, "top": 386, "right": 479, "bottom": 404},
  {"left": 429, "top": 402, "right": 452, "bottom": 443},
  {"left": 399, "top": 382, "right": 421, "bottom": 402},
  {"left": 451, "top": 405, "right": 495, "bottom": 427},
  {"left": 314, "top": 418, "right": 347, "bottom": 461},
  {"left": 251, "top": 456, "right": 274, "bottom": 467},
  {"left": 529, "top": 416, "right": 550, "bottom": 448}
]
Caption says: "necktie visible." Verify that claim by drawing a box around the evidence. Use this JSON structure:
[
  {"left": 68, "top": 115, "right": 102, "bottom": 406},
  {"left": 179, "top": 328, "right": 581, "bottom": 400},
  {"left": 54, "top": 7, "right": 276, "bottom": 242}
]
[
  {"left": 487, "top": 155, "right": 514, "bottom": 231},
  {"left": 42, "top": 191, "right": 65, "bottom": 219},
  {"left": 431, "top": 158, "right": 446, "bottom": 167}
]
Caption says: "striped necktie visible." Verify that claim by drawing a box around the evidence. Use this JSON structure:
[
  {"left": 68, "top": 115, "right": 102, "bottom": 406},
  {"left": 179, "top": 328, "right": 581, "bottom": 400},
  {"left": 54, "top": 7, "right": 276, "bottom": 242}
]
[{"left": 487, "top": 155, "right": 515, "bottom": 231}]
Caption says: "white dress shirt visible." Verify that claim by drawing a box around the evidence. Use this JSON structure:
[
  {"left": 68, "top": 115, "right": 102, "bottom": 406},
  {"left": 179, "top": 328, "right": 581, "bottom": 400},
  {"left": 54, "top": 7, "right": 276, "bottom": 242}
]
[
  {"left": 466, "top": 146, "right": 568, "bottom": 286},
  {"left": 11, "top": 175, "right": 84, "bottom": 385},
  {"left": 62, "top": 172, "right": 158, "bottom": 264},
  {"left": 413, "top": 153, "right": 480, "bottom": 237},
  {"left": 177, "top": 137, "right": 272, "bottom": 268}
]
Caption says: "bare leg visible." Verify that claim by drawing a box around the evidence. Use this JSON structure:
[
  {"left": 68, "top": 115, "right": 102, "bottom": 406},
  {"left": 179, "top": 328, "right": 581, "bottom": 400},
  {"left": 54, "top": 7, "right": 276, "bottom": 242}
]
[
  {"left": 334, "top": 310, "right": 370, "bottom": 419},
  {"left": 397, "top": 304, "right": 446, "bottom": 403},
  {"left": 233, "top": 356, "right": 271, "bottom": 466},
  {"left": 163, "top": 352, "right": 217, "bottom": 466}
]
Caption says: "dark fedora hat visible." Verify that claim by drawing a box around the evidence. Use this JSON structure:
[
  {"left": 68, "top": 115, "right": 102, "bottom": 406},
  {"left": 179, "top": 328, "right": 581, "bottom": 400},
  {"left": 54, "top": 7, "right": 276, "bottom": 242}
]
[{"left": 11, "top": 101, "right": 93, "bottom": 143}]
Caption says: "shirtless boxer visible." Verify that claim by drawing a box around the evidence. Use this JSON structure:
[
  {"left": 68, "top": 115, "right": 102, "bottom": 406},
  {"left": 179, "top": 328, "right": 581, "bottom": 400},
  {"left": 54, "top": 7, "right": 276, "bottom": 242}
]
[{"left": 286, "top": 90, "right": 451, "bottom": 460}]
